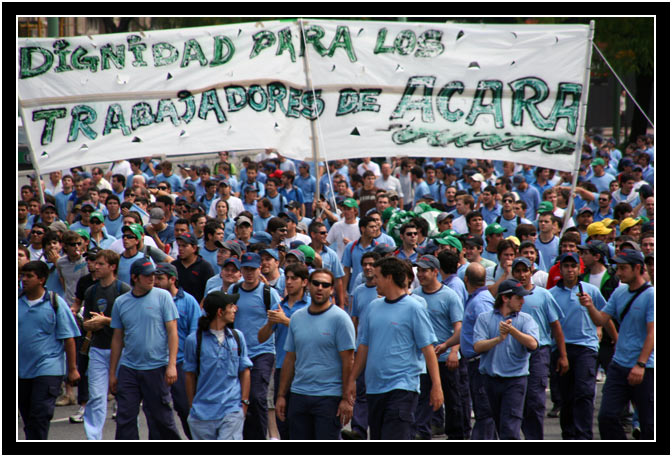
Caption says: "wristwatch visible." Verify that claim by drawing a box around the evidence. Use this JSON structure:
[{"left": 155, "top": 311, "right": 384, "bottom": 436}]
[
  {"left": 636, "top": 361, "right": 646, "bottom": 368},
  {"left": 241, "top": 399, "right": 250, "bottom": 406}
]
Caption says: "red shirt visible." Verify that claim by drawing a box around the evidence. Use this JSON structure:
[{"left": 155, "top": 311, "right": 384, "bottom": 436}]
[{"left": 545, "top": 258, "right": 586, "bottom": 289}]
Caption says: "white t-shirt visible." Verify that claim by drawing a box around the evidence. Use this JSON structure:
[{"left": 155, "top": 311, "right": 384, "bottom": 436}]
[
  {"left": 107, "top": 160, "right": 132, "bottom": 178},
  {"left": 108, "top": 235, "right": 158, "bottom": 254},
  {"left": 208, "top": 196, "right": 244, "bottom": 220},
  {"left": 588, "top": 270, "right": 607, "bottom": 290},
  {"left": 357, "top": 161, "right": 381, "bottom": 177},
  {"left": 326, "top": 219, "right": 361, "bottom": 259},
  {"left": 374, "top": 175, "right": 404, "bottom": 199},
  {"left": 283, "top": 233, "right": 312, "bottom": 249}
]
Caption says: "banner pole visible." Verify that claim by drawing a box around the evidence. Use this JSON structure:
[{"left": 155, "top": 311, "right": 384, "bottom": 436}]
[
  {"left": 19, "top": 106, "right": 46, "bottom": 206},
  {"left": 562, "top": 20, "right": 595, "bottom": 233}
]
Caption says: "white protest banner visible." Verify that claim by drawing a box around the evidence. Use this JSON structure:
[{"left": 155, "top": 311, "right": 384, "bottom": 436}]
[{"left": 18, "top": 19, "right": 592, "bottom": 174}]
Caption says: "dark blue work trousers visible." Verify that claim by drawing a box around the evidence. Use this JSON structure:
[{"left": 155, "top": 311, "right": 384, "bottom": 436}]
[
  {"left": 484, "top": 375, "right": 527, "bottom": 440},
  {"left": 467, "top": 358, "right": 496, "bottom": 440},
  {"left": 288, "top": 393, "right": 342, "bottom": 440},
  {"left": 351, "top": 369, "right": 368, "bottom": 438},
  {"left": 522, "top": 345, "right": 551, "bottom": 440},
  {"left": 18, "top": 375, "right": 62, "bottom": 440},
  {"left": 457, "top": 356, "right": 472, "bottom": 439},
  {"left": 115, "top": 364, "right": 181, "bottom": 440},
  {"left": 598, "top": 363, "right": 654, "bottom": 440},
  {"left": 367, "top": 389, "right": 418, "bottom": 440},
  {"left": 552, "top": 344, "right": 597, "bottom": 440},
  {"left": 243, "top": 353, "right": 274, "bottom": 440},
  {"left": 273, "top": 367, "right": 290, "bottom": 440},
  {"left": 169, "top": 362, "right": 192, "bottom": 439}
]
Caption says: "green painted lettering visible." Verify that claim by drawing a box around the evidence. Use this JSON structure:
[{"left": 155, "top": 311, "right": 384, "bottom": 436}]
[
  {"left": 53, "top": 39, "right": 73, "bottom": 73},
  {"left": 327, "top": 26, "right": 357, "bottom": 62},
  {"left": 465, "top": 80, "right": 504, "bottom": 128},
  {"left": 302, "top": 26, "right": 328, "bottom": 57},
  {"left": 286, "top": 87, "right": 303, "bottom": 118},
  {"left": 67, "top": 105, "right": 97, "bottom": 142},
  {"left": 276, "top": 27, "right": 296, "bottom": 62},
  {"left": 436, "top": 81, "right": 465, "bottom": 122},
  {"left": 153, "top": 42, "right": 179, "bottom": 67},
  {"left": 359, "top": 89, "right": 382, "bottom": 113},
  {"left": 390, "top": 76, "right": 436, "bottom": 123},
  {"left": 19, "top": 47, "right": 54, "bottom": 79},
  {"left": 198, "top": 89, "right": 227, "bottom": 123},
  {"left": 127, "top": 35, "right": 148, "bottom": 68},
  {"left": 33, "top": 108, "right": 66, "bottom": 145},
  {"left": 250, "top": 30, "right": 276, "bottom": 59},
  {"left": 267, "top": 82, "right": 288, "bottom": 115},
  {"left": 155, "top": 99, "right": 181, "bottom": 126},
  {"left": 415, "top": 30, "right": 444, "bottom": 58},
  {"left": 336, "top": 89, "right": 359, "bottom": 116},
  {"left": 373, "top": 28, "right": 395, "bottom": 54},
  {"left": 179, "top": 95, "right": 196, "bottom": 123},
  {"left": 394, "top": 30, "right": 416, "bottom": 56},
  {"left": 103, "top": 104, "right": 131, "bottom": 136},
  {"left": 509, "top": 77, "right": 554, "bottom": 130},
  {"left": 301, "top": 90, "right": 324, "bottom": 120},
  {"left": 71, "top": 46, "right": 99, "bottom": 73},
  {"left": 248, "top": 85, "right": 268, "bottom": 112},
  {"left": 210, "top": 36, "right": 235, "bottom": 67},
  {"left": 100, "top": 44, "right": 125, "bottom": 70},
  {"left": 131, "top": 102, "right": 154, "bottom": 130},
  {"left": 547, "top": 83, "right": 582, "bottom": 134},
  {"left": 180, "top": 39, "right": 208, "bottom": 68},
  {"left": 225, "top": 86, "right": 248, "bottom": 112}
]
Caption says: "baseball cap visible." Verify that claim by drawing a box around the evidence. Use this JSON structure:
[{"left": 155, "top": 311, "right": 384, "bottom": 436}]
[
  {"left": 296, "top": 245, "right": 315, "bottom": 264},
  {"left": 591, "top": 158, "right": 606, "bottom": 167},
  {"left": 250, "top": 231, "right": 273, "bottom": 244},
  {"left": 260, "top": 248, "right": 279, "bottom": 261},
  {"left": 587, "top": 222, "right": 612, "bottom": 237},
  {"left": 581, "top": 153, "right": 593, "bottom": 161},
  {"left": 80, "top": 201, "right": 95, "bottom": 210},
  {"left": 497, "top": 279, "right": 532, "bottom": 297},
  {"left": 90, "top": 211, "right": 105, "bottom": 223},
  {"left": 121, "top": 224, "right": 144, "bottom": 240},
  {"left": 435, "top": 235, "right": 462, "bottom": 251},
  {"left": 182, "top": 183, "right": 196, "bottom": 193},
  {"left": 176, "top": 233, "right": 198, "bottom": 245},
  {"left": 512, "top": 175, "right": 525, "bottom": 185},
  {"left": 373, "top": 243, "right": 396, "bottom": 255},
  {"left": 485, "top": 223, "right": 506, "bottom": 236},
  {"left": 342, "top": 198, "right": 358, "bottom": 209},
  {"left": 286, "top": 249, "right": 305, "bottom": 264},
  {"left": 382, "top": 207, "right": 397, "bottom": 222},
  {"left": 471, "top": 173, "right": 485, "bottom": 182},
  {"left": 216, "top": 240, "right": 243, "bottom": 257},
  {"left": 600, "top": 218, "right": 617, "bottom": 228},
  {"left": 223, "top": 257, "right": 241, "bottom": 270},
  {"left": 461, "top": 235, "right": 484, "bottom": 247},
  {"left": 578, "top": 240, "right": 610, "bottom": 261},
  {"left": 440, "top": 229, "right": 460, "bottom": 238},
  {"left": 243, "top": 185, "right": 258, "bottom": 194},
  {"left": 154, "top": 262, "right": 178, "bottom": 277},
  {"left": 203, "top": 291, "right": 240, "bottom": 316},
  {"left": 414, "top": 255, "right": 440, "bottom": 270},
  {"left": 83, "top": 247, "right": 101, "bottom": 259},
  {"left": 620, "top": 217, "right": 642, "bottom": 233},
  {"left": 240, "top": 252, "right": 261, "bottom": 269},
  {"left": 298, "top": 161, "right": 310, "bottom": 169},
  {"left": 130, "top": 258, "right": 156, "bottom": 276},
  {"left": 235, "top": 216, "right": 253, "bottom": 227},
  {"left": 289, "top": 240, "right": 306, "bottom": 249},
  {"left": 621, "top": 158, "right": 634, "bottom": 168},
  {"left": 577, "top": 206, "right": 594, "bottom": 216},
  {"left": 512, "top": 257, "right": 532, "bottom": 270},
  {"left": 537, "top": 201, "right": 554, "bottom": 214},
  {"left": 445, "top": 166, "right": 459, "bottom": 176},
  {"left": 40, "top": 203, "right": 57, "bottom": 213},
  {"left": 558, "top": 252, "right": 580, "bottom": 264},
  {"left": 286, "top": 201, "right": 302, "bottom": 210},
  {"left": 147, "top": 179, "right": 158, "bottom": 188},
  {"left": 279, "top": 212, "right": 298, "bottom": 224},
  {"left": 610, "top": 249, "right": 644, "bottom": 266},
  {"left": 49, "top": 220, "right": 69, "bottom": 233},
  {"left": 506, "top": 236, "right": 521, "bottom": 247},
  {"left": 149, "top": 207, "right": 165, "bottom": 224},
  {"left": 436, "top": 212, "right": 453, "bottom": 224}
]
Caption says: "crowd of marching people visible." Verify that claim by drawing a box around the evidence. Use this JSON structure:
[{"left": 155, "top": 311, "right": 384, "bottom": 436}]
[{"left": 18, "top": 131, "right": 655, "bottom": 441}]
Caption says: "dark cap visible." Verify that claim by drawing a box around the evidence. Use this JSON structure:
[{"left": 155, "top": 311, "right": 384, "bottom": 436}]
[
  {"left": 223, "top": 257, "right": 241, "bottom": 270},
  {"left": 130, "top": 258, "right": 156, "bottom": 276},
  {"left": 414, "top": 255, "right": 440, "bottom": 270},
  {"left": 610, "top": 249, "right": 644, "bottom": 266},
  {"left": 497, "top": 279, "right": 533, "bottom": 297},
  {"left": 286, "top": 201, "right": 302, "bottom": 209},
  {"left": 154, "top": 262, "right": 178, "bottom": 277},
  {"left": 176, "top": 233, "right": 198, "bottom": 245},
  {"left": 373, "top": 243, "right": 396, "bottom": 255},
  {"left": 240, "top": 252, "right": 261, "bottom": 269},
  {"left": 558, "top": 252, "right": 580, "bottom": 264},
  {"left": 279, "top": 211, "right": 298, "bottom": 224},
  {"left": 511, "top": 257, "right": 532, "bottom": 270},
  {"left": 203, "top": 291, "right": 240, "bottom": 316},
  {"left": 250, "top": 231, "right": 273, "bottom": 244},
  {"left": 462, "top": 235, "right": 484, "bottom": 247},
  {"left": 578, "top": 240, "right": 610, "bottom": 261},
  {"left": 40, "top": 203, "right": 57, "bottom": 213}
]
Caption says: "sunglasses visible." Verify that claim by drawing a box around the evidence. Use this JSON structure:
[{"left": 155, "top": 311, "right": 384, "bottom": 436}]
[
  {"left": 311, "top": 279, "right": 333, "bottom": 289},
  {"left": 122, "top": 234, "right": 137, "bottom": 240},
  {"left": 503, "top": 199, "right": 513, "bottom": 203},
  {"left": 90, "top": 219, "right": 104, "bottom": 224},
  {"left": 67, "top": 242, "right": 83, "bottom": 247},
  {"left": 598, "top": 198, "right": 609, "bottom": 202},
  {"left": 127, "top": 193, "right": 135, "bottom": 198},
  {"left": 158, "top": 186, "right": 168, "bottom": 190},
  {"left": 31, "top": 231, "right": 45, "bottom": 236},
  {"left": 318, "top": 231, "right": 328, "bottom": 235},
  {"left": 404, "top": 232, "right": 418, "bottom": 236}
]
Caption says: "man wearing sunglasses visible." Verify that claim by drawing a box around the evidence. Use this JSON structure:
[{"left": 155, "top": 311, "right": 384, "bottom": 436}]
[
  {"left": 57, "top": 230, "right": 90, "bottom": 307},
  {"left": 275, "top": 269, "right": 356, "bottom": 440},
  {"left": 88, "top": 211, "right": 117, "bottom": 250}
]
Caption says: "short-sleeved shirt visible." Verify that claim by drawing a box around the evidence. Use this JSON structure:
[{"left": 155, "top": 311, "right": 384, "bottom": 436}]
[
  {"left": 602, "top": 284, "right": 654, "bottom": 368},
  {"left": 83, "top": 279, "right": 132, "bottom": 350},
  {"left": 18, "top": 290, "right": 81, "bottom": 379},
  {"left": 172, "top": 256, "right": 215, "bottom": 303},
  {"left": 171, "top": 288, "right": 203, "bottom": 364},
  {"left": 413, "top": 285, "right": 464, "bottom": 362},
  {"left": 459, "top": 286, "right": 495, "bottom": 360},
  {"left": 342, "top": 239, "right": 377, "bottom": 294},
  {"left": 56, "top": 256, "right": 89, "bottom": 306},
  {"left": 351, "top": 283, "right": 378, "bottom": 320},
  {"left": 110, "top": 287, "right": 179, "bottom": 370},
  {"left": 183, "top": 328, "right": 253, "bottom": 421},
  {"left": 441, "top": 274, "right": 468, "bottom": 306},
  {"left": 474, "top": 309, "right": 539, "bottom": 377},
  {"left": 227, "top": 281, "right": 282, "bottom": 358},
  {"left": 535, "top": 236, "right": 559, "bottom": 273},
  {"left": 271, "top": 295, "right": 310, "bottom": 369},
  {"left": 358, "top": 294, "right": 438, "bottom": 394},
  {"left": 285, "top": 305, "right": 356, "bottom": 396},
  {"left": 520, "top": 286, "right": 564, "bottom": 347},
  {"left": 316, "top": 245, "right": 345, "bottom": 280},
  {"left": 549, "top": 281, "right": 607, "bottom": 352},
  {"left": 118, "top": 252, "right": 155, "bottom": 286}
]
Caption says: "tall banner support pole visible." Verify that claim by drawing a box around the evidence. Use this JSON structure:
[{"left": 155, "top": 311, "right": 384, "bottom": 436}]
[
  {"left": 562, "top": 20, "right": 595, "bottom": 233},
  {"left": 19, "top": 105, "right": 46, "bottom": 205}
]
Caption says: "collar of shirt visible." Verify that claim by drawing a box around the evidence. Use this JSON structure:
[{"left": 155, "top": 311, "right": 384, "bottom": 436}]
[{"left": 467, "top": 286, "right": 489, "bottom": 302}]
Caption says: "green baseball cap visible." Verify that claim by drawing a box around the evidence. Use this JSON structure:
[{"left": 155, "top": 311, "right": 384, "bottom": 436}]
[
  {"left": 485, "top": 223, "right": 506, "bottom": 236},
  {"left": 439, "top": 229, "right": 460, "bottom": 238},
  {"left": 537, "top": 201, "right": 554, "bottom": 214},
  {"left": 342, "top": 198, "right": 358, "bottom": 208},
  {"left": 90, "top": 210, "right": 105, "bottom": 223},
  {"left": 122, "top": 223, "right": 144, "bottom": 240},
  {"left": 435, "top": 235, "right": 462, "bottom": 251},
  {"left": 591, "top": 158, "right": 606, "bottom": 167},
  {"left": 382, "top": 206, "right": 396, "bottom": 222},
  {"left": 296, "top": 244, "right": 315, "bottom": 263},
  {"left": 75, "top": 229, "right": 90, "bottom": 241}
]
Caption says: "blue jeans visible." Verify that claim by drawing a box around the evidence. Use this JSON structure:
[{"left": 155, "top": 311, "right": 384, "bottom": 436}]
[
  {"left": 552, "top": 345, "right": 597, "bottom": 440},
  {"left": 598, "top": 363, "right": 653, "bottom": 440},
  {"left": 288, "top": 393, "right": 342, "bottom": 440},
  {"left": 83, "top": 347, "right": 111, "bottom": 440},
  {"left": 188, "top": 409, "right": 245, "bottom": 440}
]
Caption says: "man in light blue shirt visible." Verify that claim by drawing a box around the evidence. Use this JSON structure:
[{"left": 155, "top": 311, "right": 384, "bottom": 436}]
[
  {"left": 109, "top": 258, "right": 181, "bottom": 440},
  {"left": 578, "top": 250, "right": 654, "bottom": 440},
  {"left": 346, "top": 257, "right": 443, "bottom": 440},
  {"left": 276, "top": 269, "right": 355, "bottom": 440},
  {"left": 474, "top": 279, "right": 539, "bottom": 440}
]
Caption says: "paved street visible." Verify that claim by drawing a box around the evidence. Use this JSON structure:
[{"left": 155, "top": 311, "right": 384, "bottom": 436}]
[{"left": 17, "top": 379, "right": 634, "bottom": 441}]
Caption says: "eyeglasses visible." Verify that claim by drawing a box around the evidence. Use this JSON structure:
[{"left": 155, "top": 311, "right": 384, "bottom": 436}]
[
  {"left": 122, "top": 234, "right": 137, "bottom": 240},
  {"left": 31, "top": 231, "right": 45, "bottom": 236},
  {"left": 127, "top": 193, "right": 135, "bottom": 198},
  {"left": 598, "top": 198, "right": 609, "bottom": 202},
  {"left": 318, "top": 231, "right": 328, "bottom": 235},
  {"left": 503, "top": 199, "right": 513, "bottom": 203},
  {"left": 67, "top": 242, "right": 83, "bottom": 247},
  {"left": 404, "top": 232, "right": 418, "bottom": 236},
  {"left": 311, "top": 279, "right": 333, "bottom": 289},
  {"left": 89, "top": 219, "right": 104, "bottom": 224},
  {"left": 158, "top": 186, "right": 168, "bottom": 191}
]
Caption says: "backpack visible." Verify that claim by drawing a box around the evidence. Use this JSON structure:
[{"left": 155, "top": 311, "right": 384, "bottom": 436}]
[
  {"left": 231, "top": 282, "right": 272, "bottom": 313},
  {"left": 195, "top": 327, "right": 241, "bottom": 378},
  {"left": 495, "top": 214, "right": 522, "bottom": 226},
  {"left": 19, "top": 289, "right": 60, "bottom": 314}
]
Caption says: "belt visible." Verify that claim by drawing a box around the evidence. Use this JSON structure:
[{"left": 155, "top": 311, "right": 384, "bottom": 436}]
[{"left": 466, "top": 355, "right": 481, "bottom": 362}]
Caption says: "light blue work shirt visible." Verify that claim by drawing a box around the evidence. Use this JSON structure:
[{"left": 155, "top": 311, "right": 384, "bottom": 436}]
[
  {"left": 480, "top": 203, "right": 502, "bottom": 225},
  {"left": 110, "top": 287, "right": 179, "bottom": 370},
  {"left": 549, "top": 280, "right": 607, "bottom": 352},
  {"left": 602, "top": 284, "right": 654, "bottom": 368},
  {"left": 183, "top": 328, "right": 253, "bottom": 420},
  {"left": 200, "top": 246, "right": 220, "bottom": 275},
  {"left": 520, "top": 286, "right": 564, "bottom": 347},
  {"left": 284, "top": 305, "right": 356, "bottom": 397},
  {"left": 459, "top": 286, "right": 495, "bottom": 360},
  {"left": 474, "top": 308, "right": 539, "bottom": 377},
  {"left": 316, "top": 245, "right": 345, "bottom": 280},
  {"left": 172, "top": 288, "right": 203, "bottom": 364},
  {"left": 535, "top": 236, "right": 559, "bottom": 273},
  {"left": 441, "top": 274, "right": 468, "bottom": 306},
  {"left": 227, "top": 281, "right": 282, "bottom": 358},
  {"left": 342, "top": 239, "right": 377, "bottom": 294},
  {"left": 104, "top": 213, "right": 124, "bottom": 238},
  {"left": 271, "top": 294, "right": 310, "bottom": 369},
  {"left": 351, "top": 283, "right": 378, "bottom": 319},
  {"left": 18, "top": 290, "right": 81, "bottom": 379},
  {"left": 117, "top": 252, "right": 155, "bottom": 286},
  {"left": 413, "top": 285, "right": 464, "bottom": 362},
  {"left": 413, "top": 181, "right": 431, "bottom": 206},
  {"left": 358, "top": 294, "right": 437, "bottom": 394}
]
